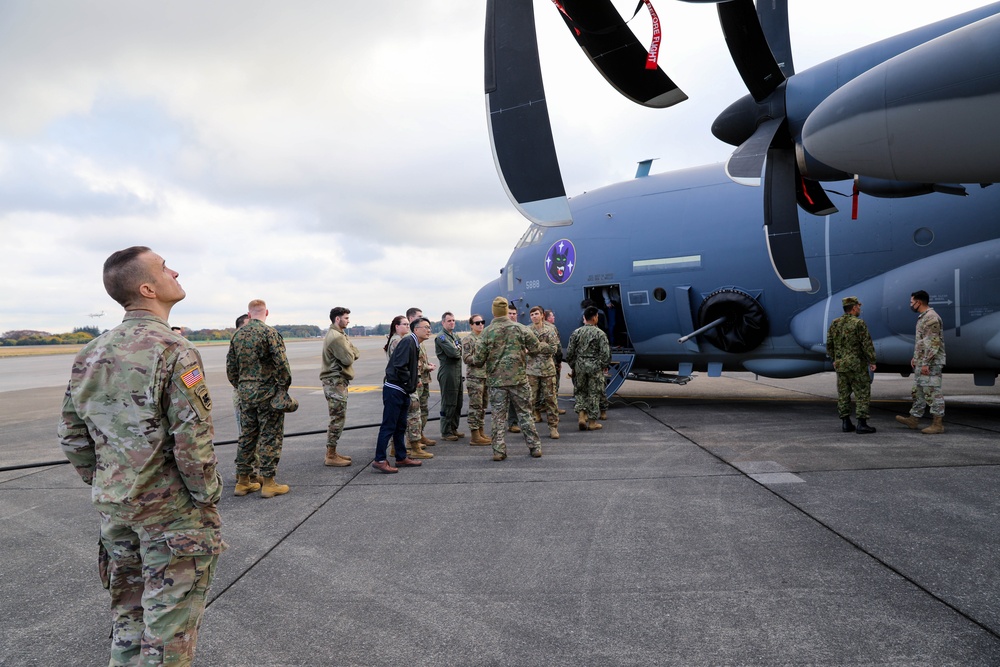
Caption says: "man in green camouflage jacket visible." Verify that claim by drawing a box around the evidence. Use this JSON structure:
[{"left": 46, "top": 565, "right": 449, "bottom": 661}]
[
  {"left": 320, "top": 306, "right": 358, "bottom": 467},
  {"left": 227, "top": 298, "right": 293, "bottom": 497},
  {"left": 527, "top": 305, "right": 561, "bottom": 439},
  {"left": 896, "top": 289, "right": 947, "bottom": 434},
  {"left": 59, "top": 246, "right": 224, "bottom": 666},
  {"left": 826, "top": 296, "right": 877, "bottom": 434},
  {"left": 566, "top": 306, "right": 611, "bottom": 431},
  {"left": 461, "top": 314, "right": 492, "bottom": 445},
  {"left": 472, "top": 297, "right": 543, "bottom": 460}
]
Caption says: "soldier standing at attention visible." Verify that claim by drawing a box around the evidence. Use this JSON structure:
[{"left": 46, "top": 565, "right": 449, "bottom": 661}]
[
  {"left": 435, "top": 311, "right": 466, "bottom": 441},
  {"left": 472, "top": 296, "right": 543, "bottom": 460},
  {"left": 896, "top": 289, "right": 947, "bottom": 434},
  {"left": 566, "top": 305, "right": 611, "bottom": 431},
  {"left": 826, "top": 296, "right": 878, "bottom": 434},
  {"left": 461, "top": 314, "right": 492, "bottom": 445},
  {"left": 527, "top": 305, "right": 561, "bottom": 439},
  {"left": 320, "top": 306, "right": 358, "bottom": 467},
  {"left": 227, "top": 298, "right": 293, "bottom": 497},
  {"left": 59, "top": 246, "right": 224, "bottom": 666}
]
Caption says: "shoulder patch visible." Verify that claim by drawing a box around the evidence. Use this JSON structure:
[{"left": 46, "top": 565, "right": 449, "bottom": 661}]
[{"left": 181, "top": 365, "right": 204, "bottom": 388}]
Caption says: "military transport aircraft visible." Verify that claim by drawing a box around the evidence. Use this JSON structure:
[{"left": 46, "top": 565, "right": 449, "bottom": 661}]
[{"left": 472, "top": 0, "right": 1000, "bottom": 393}]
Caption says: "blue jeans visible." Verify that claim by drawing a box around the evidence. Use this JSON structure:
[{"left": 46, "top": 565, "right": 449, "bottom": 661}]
[{"left": 375, "top": 385, "right": 410, "bottom": 462}]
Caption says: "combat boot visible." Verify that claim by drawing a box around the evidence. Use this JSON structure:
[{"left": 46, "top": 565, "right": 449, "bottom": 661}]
[
  {"left": 260, "top": 477, "right": 290, "bottom": 498},
  {"left": 509, "top": 424, "right": 521, "bottom": 433},
  {"left": 530, "top": 447, "right": 542, "bottom": 458},
  {"left": 442, "top": 433, "right": 459, "bottom": 442},
  {"left": 842, "top": 417, "right": 856, "bottom": 433},
  {"left": 599, "top": 410, "right": 607, "bottom": 420},
  {"left": 233, "top": 474, "right": 261, "bottom": 497},
  {"left": 454, "top": 431, "right": 466, "bottom": 438},
  {"left": 325, "top": 447, "right": 352, "bottom": 467},
  {"left": 922, "top": 416, "right": 945, "bottom": 434},
  {"left": 533, "top": 411, "right": 542, "bottom": 423},
  {"left": 587, "top": 419, "right": 603, "bottom": 431},
  {"left": 549, "top": 426, "right": 560, "bottom": 440},
  {"left": 895, "top": 414, "right": 920, "bottom": 429},
  {"left": 578, "top": 411, "right": 588, "bottom": 431},
  {"left": 409, "top": 442, "right": 434, "bottom": 459},
  {"left": 856, "top": 418, "right": 876, "bottom": 434},
  {"left": 470, "top": 429, "right": 492, "bottom": 445},
  {"left": 419, "top": 434, "right": 437, "bottom": 447}
]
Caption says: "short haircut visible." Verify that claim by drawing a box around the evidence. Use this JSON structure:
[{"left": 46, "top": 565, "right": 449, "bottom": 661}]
[
  {"left": 843, "top": 304, "right": 855, "bottom": 313},
  {"left": 330, "top": 306, "right": 350, "bottom": 322},
  {"left": 583, "top": 305, "right": 600, "bottom": 322},
  {"left": 248, "top": 299, "right": 267, "bottom": 316},
  {"left": 235, "top": 313, "right": 250, "bottom": 328},
  {"left": 508, "top": 304, "right": 517, "bottom": 312},
  {"left": 529, "top": 305, "right": 544, "bottom": 316},
  {"left": 103, "top": 246, "right": 153, "bottom": 308},
  {"left": 411, "top": 316, "right": 430, "bottom": 330},
  {"left": 543, "top": 309, "right": 553, "bottom": 319},
  {"left": 406, "top": 307, "right": 422, "bottom": 320},
  {"left": 442, "top": 311, "right": 454, "bottom": 321},
  {"left": 912, "top": 290, "right": 930, "bottom": 305}
]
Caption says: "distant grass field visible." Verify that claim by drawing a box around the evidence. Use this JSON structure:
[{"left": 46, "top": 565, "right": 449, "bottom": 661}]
[{"left": 0, "top": 339, "right": 323, "bottom": 358}]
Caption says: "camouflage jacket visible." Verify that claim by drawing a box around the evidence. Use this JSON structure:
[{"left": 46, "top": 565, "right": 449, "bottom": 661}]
[
  {"left": 526, "top": 322, "right": 559, "bottom": 377},
  {"left": 320, "top": 326, "right": 360, "bottom": 384},
  {"left": 226, "top": 318, "right": 291, "bottom": 405},
  {"left": 565, "top": 324, "right": 611, "bottom": 370},
  {"left": 419, "top": 343, "right": 432, "bottom": 383},
  {"left": 914, "top": 307, "right": 946, "bottom": 367},
  {"left": 461, "top": 332, "right": 487, "bottom": 379},
  {"left": 58, "top": 312, "right": 222, "bottom": 525},
  {"left": 472, "top": 316, "right": 541, "bottom": 387},
  {"left": 826, "top": 313, "right": 876, "bottom": 374}
]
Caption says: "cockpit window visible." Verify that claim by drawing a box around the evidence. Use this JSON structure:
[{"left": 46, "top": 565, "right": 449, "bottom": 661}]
[{"left": 515, "top": 225, "right": 545, "bottom": 249}]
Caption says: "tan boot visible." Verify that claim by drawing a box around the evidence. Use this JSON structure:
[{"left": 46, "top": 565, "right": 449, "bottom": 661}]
[
  {"left": 922, "top": 416, "right": 945, "bottom": 434},
  {"left": 325, "top": 447, "right": 352, "bottom": 467},
  {"left": 234, "top": 474, "right": 261, "bottom": 496},
  {"left": 260, "top": 477, "right": 289, "bottom": 498},
  {"left": 409, "top": 442, "right": 434, "bottom": 459},
  {"left": 895, "top": 414, "right": 920, "bottom": 429},
  {"left": 533, "top": 411, "right": 542, "bottom": 423},
  {"left": 578, "top": 411, "right": 587, "bottom": 431},
  {"left": 599, "top": 410, "right": 608, "bottom": 420},
  {"left": 549, "top": 426, "right": 560, "bottom": 440},
  {"left": 420, "top": 434, "right": 437, "bottom": 446},
  {"left": 470, "top": 429, "right": 492, "bottom": 446},
  {"left": 587, "top": 419, "right": 603, "bottom": 430},
  {"left": 454, "top": 431, "right": 466, "bottom": 438}
]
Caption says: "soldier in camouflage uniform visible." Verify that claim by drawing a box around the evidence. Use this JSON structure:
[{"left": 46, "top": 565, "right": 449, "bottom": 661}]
[
  {"left": 59, "top": 246, "right": 224, "bottom": 666},
  {"left": 226, "top": 298, "right": 293, "bottom": 497},
  {"left": 461, "top": 314, "right": 492, "bottom": 445},
  {"left": 472, "top": 296, "right": 544, "bottom": 460},
  {"left": 566, "top": 306, "right": 611, "bottom": 431},
  {"left": 435, "top": 311, "right": 466, "bottom": 440},
  {"left": 405, "top": 307, "right": 436, "bottom": 451},
  {"left": 897, "top": 289, "right": 947, "bottom": 434},
  {"left": 320, "top": 306, "right": 358, "bottom": 467},
  {"left": 826, "top": 296, "right": 878, "bottom": 434},
  {"left": 527, "top": 305, "right": 561, "bottom": 439}
]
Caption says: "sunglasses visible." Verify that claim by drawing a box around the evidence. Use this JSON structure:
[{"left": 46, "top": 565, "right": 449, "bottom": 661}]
[{"left": 472, "top": 320, "right": 485, "bottom": 325}]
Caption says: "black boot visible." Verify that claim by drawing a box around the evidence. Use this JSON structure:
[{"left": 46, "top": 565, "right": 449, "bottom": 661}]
[
  {"left": 856, "top": 418, "right": 876, "bottom": 434},
  {"left": 841, "top": 417, "right": 855, "bottom": 433}
]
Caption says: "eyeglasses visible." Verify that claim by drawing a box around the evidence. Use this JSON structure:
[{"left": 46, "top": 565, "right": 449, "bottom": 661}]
[
  {"left": 397, "top": 322, "right": 410, "bottom": 327},
  {"left": 472, "top": 321, "right": 485, "bottom": 326},
  {"left": 415, "top": 325, "right": 431, "bottom": 331}
]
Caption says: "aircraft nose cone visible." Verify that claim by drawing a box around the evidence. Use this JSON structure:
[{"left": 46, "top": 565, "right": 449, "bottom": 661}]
[{"left": 470, "top": 277, "right": 503, "bottom": 323}]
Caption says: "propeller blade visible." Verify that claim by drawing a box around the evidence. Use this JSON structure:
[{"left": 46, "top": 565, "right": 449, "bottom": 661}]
[
  {"left": 485, "top": 0, "right": 572, "bottom": 226},
  {"left": 724, "top": 116, "right": 783, "bottom": 186},
  {"left": 763, "top": 148, "right": 814, "bottom": 291},
  {"left": 555, "top": 0, "right": 687, "bottom": 108},
  {"left": 796, "top": 176, "right": 838, "bottom": 215},
  {"left": 717, "top": 0, "right": 785, "bottom": 102},
  {"left": 757, "top": 0, "right": 794, "bottom": 77}
]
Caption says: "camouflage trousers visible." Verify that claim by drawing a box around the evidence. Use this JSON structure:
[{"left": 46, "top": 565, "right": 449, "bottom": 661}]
[
  {"left": 406, "top": 386, "right": 423, "bottom": 442},
  {"left": 489, "top": 383, "right": 540, "bottom": 455},
  {"left": 910, "top": 366, "right": 945, "bottom": 417},
  {"left": 527, "top": 374, "right": 559, "bottom": 426},
  {"left": 323, "top": 379, "right": 349, "bottom": 448},
  {"left": 419, "top": 375, "right": 430, "bottom": 428},
  {"left": 466, "top": 376, "right": 489, "bottom": 430},
  {"left": 836, "top": 370, "right": 871, "bottom": 419},
  {"left": 235, "top": 398, "right": 285, "bottom": 478},
  {"left": 572, "top": 360, "right": 605, "bottom": 420},
  {"left": 99, "top": 507, "right": 223, "bottom": 666}
]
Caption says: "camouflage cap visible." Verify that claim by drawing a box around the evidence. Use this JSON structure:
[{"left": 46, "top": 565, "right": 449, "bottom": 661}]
[
  {"left": 842, "top": 296, "right": 861, "bottom": 308},
  {"left": 270, "top": 390, "right": 299, "bottom": 413},
  {"left": 492, "top": 296, "right": 509, "bottom": 317}
]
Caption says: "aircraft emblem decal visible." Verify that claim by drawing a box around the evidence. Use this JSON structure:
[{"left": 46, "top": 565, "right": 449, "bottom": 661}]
[{"left": 545, "top": 239, "right": 576, "bottom": 284}]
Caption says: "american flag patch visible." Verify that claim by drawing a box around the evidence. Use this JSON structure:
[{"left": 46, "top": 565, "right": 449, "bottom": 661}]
[{"left": 181, "top": 366, "right": 203, "bottom": 388}]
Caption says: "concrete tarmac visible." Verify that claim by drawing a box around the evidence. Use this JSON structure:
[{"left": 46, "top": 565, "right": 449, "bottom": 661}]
[{"left": 2, "top": 338, "right": 999, "bottom": 665}]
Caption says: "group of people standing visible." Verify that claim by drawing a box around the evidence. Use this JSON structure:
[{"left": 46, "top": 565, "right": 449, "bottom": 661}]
[{"left": 826, "top": 290, "right": 947, "bottom": 435}]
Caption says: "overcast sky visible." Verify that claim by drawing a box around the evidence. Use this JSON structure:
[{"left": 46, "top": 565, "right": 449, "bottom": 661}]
[{"left": 0, "top": 0, "right": 988, "bottom": 333}]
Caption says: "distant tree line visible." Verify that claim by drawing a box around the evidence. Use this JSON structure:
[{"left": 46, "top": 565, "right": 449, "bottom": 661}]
[{"left": 1, "top": 327, "right": 101, "bottom": 346}]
